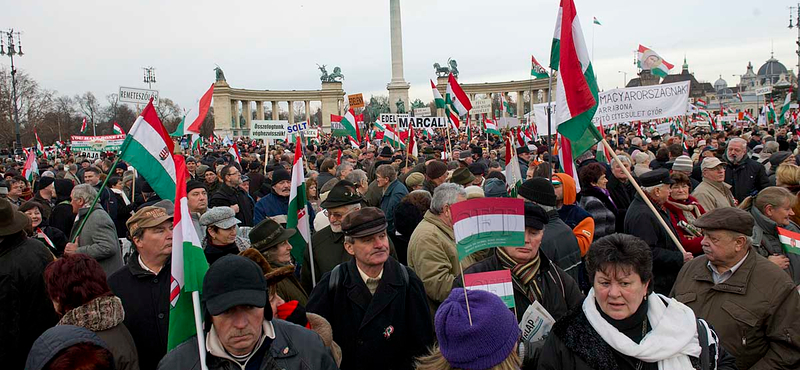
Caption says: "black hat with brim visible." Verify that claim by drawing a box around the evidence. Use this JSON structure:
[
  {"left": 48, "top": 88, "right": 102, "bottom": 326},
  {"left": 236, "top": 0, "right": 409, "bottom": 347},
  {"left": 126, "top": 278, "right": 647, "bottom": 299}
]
[
  {"left": 0, "top": 198, "right": 31, "bottom": 236},
  {"left": 320, "top": 180, "right": 362, "bottom": 209}
]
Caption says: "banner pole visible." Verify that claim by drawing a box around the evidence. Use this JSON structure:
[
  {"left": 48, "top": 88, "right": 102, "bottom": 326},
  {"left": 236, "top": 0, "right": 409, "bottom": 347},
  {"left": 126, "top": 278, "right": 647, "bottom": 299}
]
[
  {"left": 458, "top": 260, "right": 473, "bottom": 326},
  {"left": 547, "top": 72, "right": 554, "bottom": 177},
  {"left": 601, "top": 139, "right": 686, "bottom": 254},
  {"left": 192, "top": 291, "right": 209, "bottom": 370}
]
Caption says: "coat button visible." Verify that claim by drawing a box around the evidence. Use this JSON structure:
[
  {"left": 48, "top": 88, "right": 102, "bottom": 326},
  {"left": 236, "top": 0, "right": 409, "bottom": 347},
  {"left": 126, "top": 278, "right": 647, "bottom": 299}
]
[
  {"left": 158, "top": 313, "right": 165, "bottom": 319},
  {"left": 153, "top": 278, "right": 159, "bottom": 283}
]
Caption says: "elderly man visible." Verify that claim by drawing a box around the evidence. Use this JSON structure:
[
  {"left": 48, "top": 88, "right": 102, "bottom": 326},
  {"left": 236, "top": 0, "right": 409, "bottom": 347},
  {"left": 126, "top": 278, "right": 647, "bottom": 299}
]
[
  {"left": 671, "top": 207, "right": 800, "bottom": 370},
  {"left": 422, "top": 160, "right": 449, "bottom": 194},
  {"left": 159, "top": 255, "right": 337, "bottom": 370},
  {"left": 66, "top": 184, "right": 122, "bottom": 276},
  {"left": 210, "top": 164, "right": 254, "bottom": 226},
  {"left": 336, "top": 162, "right": 354, "bottom": 181},
  {"left": 408, "top": 183, "right": 481, "bottom": 314},
  {"left": 376, "top": 164, "right": 408, "bottom": 237},
  {"left": 344, "top": 169, "right": 369, "bottom": 197},
  {"left": 108, "top": 205, "right": 174, "bottom": 370},
  {"left": 254, "top": 169, "right": 314, "bottom": 226},
  {"left": 606, "top": 155, "right": 636, "bottom": 232},
  {"left": 307, "top": 207, "right": 434, "bottom": 370},
  {"left": 517, "top": 146, "right": 532, "bottom": 176},
  {"left": 692, "top": 157, "right": 736, "bottom": 212},
  {"left": 624, "top": 168, "right": 693, "bottom": 294},
  {"left": 725, "top": 137, "right": 769, "bottom": 202}
]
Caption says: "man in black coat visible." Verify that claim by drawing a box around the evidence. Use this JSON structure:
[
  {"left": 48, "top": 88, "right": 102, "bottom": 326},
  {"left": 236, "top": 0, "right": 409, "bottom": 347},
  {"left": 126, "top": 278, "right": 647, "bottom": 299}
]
[
  {"left": 607, "top": 157, "right": 636, "bottom": 233},
  {"left": 307, "top": 207, "right": 434, "bottom": 370},
  {"left": 724, "top": 137, "right": 770, "bottom": 203},
  {"left": 623, "top": 169, "right": 693, "bottom": 294},
  {"left": 210, "top": 164, "right": 254, "bottom": 226},
  {"left": 0, "top": 198, "right": 59, "bottom": 370},
  {"left": 108, "top": 205, "right": 173, "bottom": 370}
]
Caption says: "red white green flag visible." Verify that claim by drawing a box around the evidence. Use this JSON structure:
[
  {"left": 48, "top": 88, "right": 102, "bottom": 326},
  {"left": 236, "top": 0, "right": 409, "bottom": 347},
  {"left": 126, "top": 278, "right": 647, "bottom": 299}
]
[
  {"left": 383, "top": 125, "right": 405, "bottom": 149},
  {"left": 348, "top": 136, "right": 359, "bottom": 148},
  {"left": 185, "top": 83, "right": 215, "bottom": 134},
  {"left": 228, "top": 143, "right": 241, "bottom": 164},
  {"left": 34, "top": 129, "right": 44, "bottom": 156},
  {"left": 451, "top": 198, "right": 525, "bottom": 259},
  {"left": 168, "top": 155, "right": 210, "bottom": 351},
  {"left": 559, "top": 133, "right": 581, "bottom": 192},
  {"left": 484, "top": 118, "right": 501, "bottom": 136},
  {"left": 550, "top": 0, "right": 601, "bottom": 157},
  {"left": 696, "top": 99, "right": 708, "bottom": 109},
  {"left": 287, "top": 136, "right": 312, "bottom": 264},
  {"left": 531, "top": 55, "right": 549, "bottom": 79},
  {"left": 80, "top": 117, "right": 88, "bottom": 134},
  {"left": 119, "top": 99, "right": 178, "bottom": 201},
  {"left": 637, "top": 44, "right": 674, "bottom": 78},
  {"left": 113, "top": 122, "right": 125, "bottom": 135},
  {"left": 446, "top": 73, "right": 472, "bottom": 116},
  {"left": 22, "top": 148, "right": 38, "bottom": 181},
  {"left": 431, "top": 80, "right": 446, "bottom": 108},
  {"left": 341, "top": 109, "right": 360, "bottom": 141},
  {"left": 778, "top": 227, "right": 800, "bottom": 255},
  {"left": 407, "top": 124, "right": 418, "bottom": 158}
]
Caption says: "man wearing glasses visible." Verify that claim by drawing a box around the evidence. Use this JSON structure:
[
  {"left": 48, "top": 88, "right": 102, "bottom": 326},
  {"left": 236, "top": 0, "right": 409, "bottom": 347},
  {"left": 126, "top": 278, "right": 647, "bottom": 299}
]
[{"left": 210, "top": 164, "right": 254, "bottom": 226}]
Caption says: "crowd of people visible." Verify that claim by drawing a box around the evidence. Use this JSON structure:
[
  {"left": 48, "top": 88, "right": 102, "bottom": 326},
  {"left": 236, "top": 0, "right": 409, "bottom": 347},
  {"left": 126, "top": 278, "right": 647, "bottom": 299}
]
[{"left": 2, "top": 122, "right": 800, "bottom": 370}]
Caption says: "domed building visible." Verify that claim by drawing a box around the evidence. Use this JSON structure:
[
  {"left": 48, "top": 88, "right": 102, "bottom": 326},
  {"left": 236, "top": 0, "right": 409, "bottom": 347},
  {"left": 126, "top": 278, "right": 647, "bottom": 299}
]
[{"left": 758, "top": 56, "right": 789, "bottom": 85}]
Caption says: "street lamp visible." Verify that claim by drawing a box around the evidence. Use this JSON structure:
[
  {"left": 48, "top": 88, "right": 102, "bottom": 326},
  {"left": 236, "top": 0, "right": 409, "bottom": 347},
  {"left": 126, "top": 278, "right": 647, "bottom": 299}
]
[
  {"left": 143, "top": 66, "right": 156, "bottom": 89},
  {"left": 789, "top": 5, "right": 800, "bottom": 102},
  {"left": 618, "top": 70, "right": 628, "bottom": 87},
  {"left": 1, "top": 29, "right": 24, "bottom": 155}
]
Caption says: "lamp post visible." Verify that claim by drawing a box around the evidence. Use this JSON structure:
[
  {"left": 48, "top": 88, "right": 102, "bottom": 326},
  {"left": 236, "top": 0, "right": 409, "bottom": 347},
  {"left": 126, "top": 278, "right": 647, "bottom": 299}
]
[
  {"left": 143, "top": 66, "right": 156, "bottom": 89},
  {"left": 1, "top": 29, "right": 24, "bottom": 155},
  {"left": 789, "top": 4, "right": 800, "bottom": 103},
  {"left": 618, "top": 70, "right": 628, "bottom": 88}
]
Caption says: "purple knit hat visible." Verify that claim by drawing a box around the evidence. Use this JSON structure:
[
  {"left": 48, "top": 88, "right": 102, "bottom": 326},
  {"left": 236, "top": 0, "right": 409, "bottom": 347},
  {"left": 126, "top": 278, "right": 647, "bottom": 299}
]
[{"left": 435, "top": 288, "right": 520, "bottom": 369}]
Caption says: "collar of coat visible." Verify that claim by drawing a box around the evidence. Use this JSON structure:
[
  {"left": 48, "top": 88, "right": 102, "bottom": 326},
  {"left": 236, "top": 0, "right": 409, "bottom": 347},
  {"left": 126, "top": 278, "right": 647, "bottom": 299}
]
[
  {"left": 685, "top": 248, "right": 758, "bottom": 295},
  {"left": 341, "top": 258, "right": 408, "bottom": 330},
  {"left": 58, "top": 295, "right": 124, "bottom": 332}
]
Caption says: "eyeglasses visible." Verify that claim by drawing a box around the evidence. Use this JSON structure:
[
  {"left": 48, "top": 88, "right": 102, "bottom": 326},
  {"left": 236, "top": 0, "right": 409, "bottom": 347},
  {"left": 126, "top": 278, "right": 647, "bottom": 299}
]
[{"left": 323, "top": 210, "right": 350, "bottom": 219}]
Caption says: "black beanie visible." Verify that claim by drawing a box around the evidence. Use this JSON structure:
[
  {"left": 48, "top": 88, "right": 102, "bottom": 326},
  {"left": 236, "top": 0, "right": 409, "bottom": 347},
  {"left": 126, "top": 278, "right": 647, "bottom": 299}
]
[
  {"left": 187, "top": 180, "right": 207, "bottom": 193},
  {"left": 272, "top": 169, "right": 291, "bottom": 185},
  {"left": 37, "top": 177, "right": 55, "bottom": 190},
  {"left": 518, "top": 177, "right": 557, "bottom": 207}
]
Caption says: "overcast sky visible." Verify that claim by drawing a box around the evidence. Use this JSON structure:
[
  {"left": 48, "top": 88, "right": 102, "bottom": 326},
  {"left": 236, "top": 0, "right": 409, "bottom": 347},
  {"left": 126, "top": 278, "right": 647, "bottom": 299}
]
[{"left": 1, "top": 0, "right": 796, "bottom": 112}]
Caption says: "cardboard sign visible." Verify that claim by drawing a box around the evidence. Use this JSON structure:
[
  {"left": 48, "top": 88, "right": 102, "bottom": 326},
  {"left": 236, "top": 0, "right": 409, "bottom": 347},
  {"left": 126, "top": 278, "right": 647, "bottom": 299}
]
[
  {"left": 250, "top": 120, "right": 288, "bottom": 139},
  {"left": 379, "top": 113, "right": 410, "bottom": 124},
  {"left": 471, "top": 98, "right": 492, "bottom": 115},
  {"left": 70, "top": 134, "right": 126, "bottom": 153},
  {"left": 413, "top": 107, "right": 431, "bottom": 117},
  {"left": 348, "top": 93, "right": 365, "bottom": 109},
  {"left": 397, "top": 116, "right": 447, "bottom": 129}
]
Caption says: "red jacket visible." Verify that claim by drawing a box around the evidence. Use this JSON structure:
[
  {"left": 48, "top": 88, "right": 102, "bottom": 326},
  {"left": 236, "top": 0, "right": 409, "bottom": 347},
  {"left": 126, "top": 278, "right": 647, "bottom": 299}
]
[{"left": 663, "top": 196, "right": 706, "bottom": 255}]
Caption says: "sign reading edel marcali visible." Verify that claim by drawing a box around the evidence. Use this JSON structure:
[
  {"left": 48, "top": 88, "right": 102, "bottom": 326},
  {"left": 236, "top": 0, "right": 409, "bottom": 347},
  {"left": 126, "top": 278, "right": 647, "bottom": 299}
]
[{"left": 119, "top": 86, "right": 160, "bottom": 104}]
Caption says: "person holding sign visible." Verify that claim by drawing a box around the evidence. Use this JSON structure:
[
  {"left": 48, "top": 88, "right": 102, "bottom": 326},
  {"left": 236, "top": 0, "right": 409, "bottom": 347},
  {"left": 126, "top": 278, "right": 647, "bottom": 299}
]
[{"left": 454, "top": 202, "right": 583, "bottom": 368}]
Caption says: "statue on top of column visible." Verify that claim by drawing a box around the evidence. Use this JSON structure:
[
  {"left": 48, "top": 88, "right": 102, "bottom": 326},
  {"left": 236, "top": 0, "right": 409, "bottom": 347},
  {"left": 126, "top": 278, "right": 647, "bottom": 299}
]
[
  {"left": 214, "top": 66, "right": 226, "bottom": 82},
  {"left": 318, "top": 64, "right": 345, "bottom": 82},
  {"left": 433, "top": 58, "right": 459, "bottom": 78}
]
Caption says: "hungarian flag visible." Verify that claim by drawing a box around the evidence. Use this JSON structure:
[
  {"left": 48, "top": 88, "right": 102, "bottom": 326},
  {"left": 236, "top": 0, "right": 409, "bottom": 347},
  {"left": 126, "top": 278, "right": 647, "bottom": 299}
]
[
  {"left": 119, "top": 99, "right": 177, "bottom": 201},
  {"left": 500, "top": 93, "right": 513, "bottom": 115},
  {"left": 451, "top": 198, "right": 525, "bottom": 259},
  {"left": 696, "top": 99, "right": 708, "bottom": 109},
  {"left": 637, "top": 45, "right": 674, "bottom": 78},
  {"left": 113, "top": 122, "right": 125, "bottom": 135},
  {"left": 22, "top": 148, "right": 38, "bottom": 181},
  {"left": 698, "top": 110, "right": 717, "bottom": 131},
  {"left": 167, "top": 155, "right": 210, "bottom": 350},
  {"left": 341, "top": 109, "right": 360, "bottom": 141},
  {"left": 185, "top": 83, "right": 215, "bottom": 134},
  {"left": 431, "top": 80, "right": 446, "bottom": 108},
  {"left": 595, "top": 125, "right": 610, "bottom": 163},
  {"left": 287, "top": 136, "right": 312, "bottom": 264},
  {"left": 550, "top": 0, "right": 601, "bottom": 158},
  {"left": 559, "top": 133, "right": 581, "bottom": 192},
  {"left": 348, "top": 136, "right": 359, "bottom": 148},
  {"left": 464, "top": 270, "right": 515, "bottom": 309},
  {"left": 228, "top": 143, "right": 241, "bottom": 163},
  {"left": 383, "top": 125, "right": 405, "bottom": 149},
  {"left": 372, "top": 119, "right": 386, "bottom": 140},
  {"left": 446, "top": 73, "right": 472, "bottom": 116},
  {"left": 407, "top": 125, "right": 418, "bottom": 158},
  {"left": 744, "top": 111, "right": 756, "bottom": 124},
  {"left": 80, "top": 117, "right": 88, "bottom": 134},
  {"left": 593, "top": 16, "right": 601, "bottom": 25},
  {"left": 190, "top": 134, "right": 203, "bottom": 151},
  {"left": 779, "top": 92, "right": 792, "bottom": 126},
  {"left": 484, "top": 118, "right": 501, "bottom": 136},
  {"left": 531, "top": 55, "right": 549, "bottom": 79},
  {"left": 767, "top": 100, "right": 777, "bottom": 123},
  {"left": 34, "top": 129, "right": 44, "bottom": 156},
  {"left": 736, "top": 92, "right": 743, "bottom": 102},
  {"left": 446, "top": 106, "right": 461, "bottom": 130},
  {"left": 504, "top": 133, "right": 523, "bottom": 197},
  {"left": 778, "top": 227, "right": 800, "bottom": 255}
]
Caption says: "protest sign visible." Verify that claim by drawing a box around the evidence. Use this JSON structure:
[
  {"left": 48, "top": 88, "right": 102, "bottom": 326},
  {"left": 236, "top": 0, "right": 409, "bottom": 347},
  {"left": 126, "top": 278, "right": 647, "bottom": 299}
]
[
  {"left": 413, "top": 107, "right": 431, "bottom": 117},
  {"left": 379, "top": 113, "right": 410, "bottom": 125},
  {"left": 655, "top": 122, "right": 671, "bottom": 134},
  {"left": 250, "top": 120, "right": 288, "bottom": 139},
  {"left": 464, "top": 270, "right": 515, "bottom": 308},
  {"left": 397, "top": 116, "right": 447, "bottom": 129},
  {"left": 70, "top": 134, "right": 126, "bottom": 154},
  {"left": 451, "top": 198, "right": 525, "bottom": 260},
  {"left": 471, "top": 98, "right": 492, "bottom": 115},
  {"left": 348, "top": 93, "right": 365, "bottom": 109},
  {"left": 592, "top": 81, "right": 690, "bottom": 126}
]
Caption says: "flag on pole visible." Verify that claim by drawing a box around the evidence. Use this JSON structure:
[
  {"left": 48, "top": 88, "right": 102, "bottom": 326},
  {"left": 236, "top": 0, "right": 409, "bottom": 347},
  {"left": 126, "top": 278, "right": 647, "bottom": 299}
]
[
  {"left": 744, "top": 111, "right": 756, "bottom": 124},
  {"left": 592, "top": 16, "right": 601, "bottom": 25},
  {"left": 431, "top": 80, "right": 446, "bottom": 108},
  {"left": 778, "top": 227, "right": 800, "bottom": 255},
  {"left": 696, "top": 99, "right": 708, "bottom": 109},
  {"left": 550, "top": 0, "right": 602, "bottom": 157},
  {"left": 531, "top": 55, "right": 549, "bottom": 79},
  {"left": 446, "top": 73, "right": 472, "bottom": 116},
  {"left": 348, "top": 136, "right": 359, "bottom": 148},
  {"left": 736, "top": 92, "right": 743, "bottom": 102},
  {"left": 767, "top": 100, "right": 776, "bottom": 123},
  {"left": 34, "top": 129, "right": 44, "bottom": 156},
  {"left": 779, "top": 92, "right": 792, "bottom": 126},
  {"left": 341, "top": 109, "right": 360, "bottom": 141},
  {"left": 22, "top": 148, "right": 38, "bottom": 181},
  {"left": 559, "top": 133, "right": 581, "bottom": 192},
  {"left": 119, "top": 99, "right": 178, "bottom": 201},
  {"left": 167, "top": 155, "right": 210, "bottom": 350},
  {"left": 113, "top": 122, "right": 125, "bottom": 135},
  {"left": 637, "top": 45, "right": 674, "bottom": 78},
  {"left": 287, "top": 136, "right": 312, "bottom": 263},
  {"left": 446, "top": 106, "right": 461, "bottom": 130},
  {"left": 407, "top": 124, "right": 418, "bottom": 158},
  {"left": 190, "top": 134, "right": 203, "bottom": 151},
  {"left": 185, "top": 83, "right": 215, "bottom": 134},
  {"left": 464, "top": 270, "right": 515, "bottom": 309},
  {"left": 451, "top": 198, "right": 525, "bottom": 259},
  {"left": 80, "top": 117, "right": 88, "bottom": 134},
  {"left": 500, "top": 93, "right": 513, "bottom": 115},
  {"left": 383, "top": 125, "right": 405, "bottom": 149},
  {"left": 484, "top": 118, "right": 501, "bottom": 136},
  {"left": 504, "top": 133, "right": 523, "bottom": 197},
  {"left": 228, "top": 143, "right": 241, "bottom": 164},
  {"left": 595, "top": 125, "right": 610, "bottom": 163}
]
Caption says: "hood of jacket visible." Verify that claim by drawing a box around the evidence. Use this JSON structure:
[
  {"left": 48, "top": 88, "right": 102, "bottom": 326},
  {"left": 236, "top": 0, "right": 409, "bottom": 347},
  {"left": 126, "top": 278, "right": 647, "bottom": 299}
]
[
  {"left": 749, "top": 203, "right": 779, "bottom": 237},
  {"left": 25, "top": 325, "right": 109, "bottom": 370},
  {"left": 58, "top": 295, "right": 125, "bottom": 332},
  {"left": 553, "top": 173, "right": 577, "bottom": 205}
]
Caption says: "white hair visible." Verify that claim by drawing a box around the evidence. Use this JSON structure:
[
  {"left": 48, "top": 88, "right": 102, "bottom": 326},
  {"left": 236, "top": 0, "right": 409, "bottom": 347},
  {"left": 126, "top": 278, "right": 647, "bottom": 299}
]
[
  {"left": 71, "top": 184, "right": 97, "bottom": 203},
  {"left": 430, "top": 183, "right": 466, "bottom": 214}
]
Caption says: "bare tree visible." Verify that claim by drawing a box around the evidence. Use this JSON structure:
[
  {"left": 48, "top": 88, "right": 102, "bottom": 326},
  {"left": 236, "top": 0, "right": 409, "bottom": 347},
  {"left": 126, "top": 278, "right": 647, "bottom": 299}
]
[{"left": 76, "top": 92, "right": 101, "bottom": 134}]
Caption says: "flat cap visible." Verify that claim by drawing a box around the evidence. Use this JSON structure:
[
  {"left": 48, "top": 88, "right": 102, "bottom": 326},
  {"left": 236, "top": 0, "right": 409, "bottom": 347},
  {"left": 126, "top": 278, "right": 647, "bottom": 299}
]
[
  {"left": 694, "top": 207, "right": 754, "bottom": 236},
  {"left": 639, "top": 168, "right": 674, "bottom": 187},
  {"left": 199, "top": 206, "right": 241, "bottom": 229},
  {"left": 449, "top": 167, "right": 475, "bottom": 186},
  {"left": 405, "top": 172, "right": 425, "bottom": 188},
  {"left": 127, "top": 206, "right": 173, "bottom": 236},
  {"left": 342, "top": 207, "right": 387, "bottom": 238},
  {"left": 701, "top": 157, "right": 724, "bottom": 170}
]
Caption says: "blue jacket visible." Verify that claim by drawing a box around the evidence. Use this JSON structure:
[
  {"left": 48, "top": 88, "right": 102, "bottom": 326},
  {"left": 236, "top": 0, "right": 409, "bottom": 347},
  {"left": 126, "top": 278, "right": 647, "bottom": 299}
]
[
  {"left": 380, "top": 180, "right": 408, "bottom": 236},
  {"left": 254, "top": 191, "right": 316, "bottom": 228}
]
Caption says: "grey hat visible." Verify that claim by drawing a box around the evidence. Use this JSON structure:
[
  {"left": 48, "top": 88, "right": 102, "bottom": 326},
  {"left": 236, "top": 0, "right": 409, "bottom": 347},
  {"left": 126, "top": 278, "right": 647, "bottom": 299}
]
[
  {"left": 672, "top": 155, "right": 693, "bottom": 173},
  {"left": 483, "top": 178, "right": 507, "bottom": 198},
  {"left": 200, "top": 206, "right": 241, "bottom": 229}
]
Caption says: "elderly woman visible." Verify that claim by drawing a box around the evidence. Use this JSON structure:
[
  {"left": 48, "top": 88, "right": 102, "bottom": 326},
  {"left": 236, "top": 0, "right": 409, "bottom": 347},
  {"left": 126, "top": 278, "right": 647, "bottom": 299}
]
[
  {"left": 632, "top": 151, "right": 652, "bottom": 177},
  {"left": 247, "top": 217, "right": 308, "bottom": 305},
  {"left": 538, "top": 234, "right": 736, "bottom": 370},
  {"left": 577, "top": 163, "right": 617, "bottom": 240},
  {"left": 775, "top": 163, "right": 800, "bottom": 193},
  {"left": 455, "top": 203, "right": 583, "bottom": 368},
  {"left": 663, "top": 173, "right": 706, "bottom": 255},
  {"left": 20, "top": 201, "right": 67, "bottom": 257},
  {"left": 740, "top": 186, "right": 800, "bottom": 285},
  {"left": 199, "top": 206, "right": 250, "bottom": 265},
  {"left": 44, "top": 254, "right": 139, "bottom": 370}
]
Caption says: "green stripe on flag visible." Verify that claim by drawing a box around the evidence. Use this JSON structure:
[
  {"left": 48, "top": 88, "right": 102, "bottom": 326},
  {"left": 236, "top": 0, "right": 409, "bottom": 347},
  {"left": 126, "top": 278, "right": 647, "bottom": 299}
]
[
  {"left": 457, "top": 230, "right": 525, "bottom": 260},
  {"left": 550, "top": 39, "right": 561, "bottom": 70},
  {"left": 167, "top": 241, "right": 208, "bottom": 350},
  {"left": 119, "top": 137, "right": 176, "bottom": 201},
  {"left": 557, "top": 64, "right": 602, "bottom": 157},
  {"left": 782, "top": 242, "right": 800, "bottom": 255}
]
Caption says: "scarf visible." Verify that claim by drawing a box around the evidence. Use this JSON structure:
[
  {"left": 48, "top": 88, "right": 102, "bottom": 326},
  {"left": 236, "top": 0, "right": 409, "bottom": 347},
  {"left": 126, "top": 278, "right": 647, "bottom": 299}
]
[
  {"left": 497, "top": 248, "right": 542, "bottom": 303},
  {"left": 58, "top": 295, "right": 125, "bottom": 332},
  {"left": 583, "top": 289, "right": 700, "bottom": 370},
  {"left": 111, "top": 187, "right": 131, "bottom": 206}
]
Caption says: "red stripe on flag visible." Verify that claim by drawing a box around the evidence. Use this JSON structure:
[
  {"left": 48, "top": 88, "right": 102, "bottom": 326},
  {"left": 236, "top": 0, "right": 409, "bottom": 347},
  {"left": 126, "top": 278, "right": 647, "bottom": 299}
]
[
  {"left": 448, "top": 74, "right": 473, "bottom": 111},
  {"left": 141, "top": 99, "right": 175, "bottom": 154},
  {"left": 778, "top": 227, "right": 800, "bottom": 241},
  {"left": 450, "top": 198, "right": 525, "bottom": 224},
  {"left": 186, "top": 83, "right": 215, "bottom": 133},
  {"left": 464, "top": 269, "right": 513, "bottom": 287},
  {"left": 559, "top": 0, "right": 596, "bottom": 117}
]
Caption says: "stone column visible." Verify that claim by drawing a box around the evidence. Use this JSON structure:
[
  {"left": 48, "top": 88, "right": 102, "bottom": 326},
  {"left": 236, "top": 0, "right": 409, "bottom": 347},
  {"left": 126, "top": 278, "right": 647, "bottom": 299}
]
[
  {"left": 502, "top": 93, "right": 508, "bottom": 118},
  {"left": 305, "top": 101, "right": 311, "bottom": 124},
  {"left": 321, "top": 82, "right": 344, "bottom": 133},
  {"left": 256, "top": 101, "right": 264, "bottom": 120},
  {"left": 517, "top": 91, "right": 525, "bottom": 119},
  {"left": 231, "top": 100, "right": 239, "bottom": 129},
  {"left": 272, "top": 101, "right": 279, "bottom": 120},
  {"left": 387, "top": 0, "right": 410, "bottom": 112},
  {"left": 288, "top": 101, "right": 294, "bottom": 124},
  {"left": 241, "top": 100, "right": 251, "bottom": 132},
  {"left": 212, "top": 82, "right": 232, "bottom": 138}
]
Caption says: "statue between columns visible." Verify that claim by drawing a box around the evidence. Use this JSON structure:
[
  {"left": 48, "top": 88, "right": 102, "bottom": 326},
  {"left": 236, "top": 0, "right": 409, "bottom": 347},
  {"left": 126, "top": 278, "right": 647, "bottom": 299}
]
[
  {"left": 317, "top": 64, "right": 345, "bottom": 82},
  {"left": 433, "top": 58, "right": 459, "bottom": 78}
]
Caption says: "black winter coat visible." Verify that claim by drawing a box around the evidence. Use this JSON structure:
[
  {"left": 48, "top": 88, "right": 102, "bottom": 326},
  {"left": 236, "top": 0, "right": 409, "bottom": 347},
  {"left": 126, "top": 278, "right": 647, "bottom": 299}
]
[
  {"left": 540, "top": 210, "right": 583, "bottom": 283},
  {"left": 210, "top": 183, "right": 254, "bottom": 226},
  {"left": 606, "top": 175, "right": 635, "bottom": 233},
  {"left": 623, "top": 194, "right": 684, "bottom": 295},
  {"left": 50, "top": 199, "right": 75, "bottom": 237},
  {"left": 453, "top": 251, "right": 584, "bottom": 322},
  {"left": 724, "top": 156, "right": 769, "bottom": 203},
  {"left": 307, "top": 257, "right": 434, "bottom": 370},
  {"left": 108, "top": 253, "right": 171, "bottom": 370},
  {"left": 0, "top": 232, "right": 58, "bottom": 370}
]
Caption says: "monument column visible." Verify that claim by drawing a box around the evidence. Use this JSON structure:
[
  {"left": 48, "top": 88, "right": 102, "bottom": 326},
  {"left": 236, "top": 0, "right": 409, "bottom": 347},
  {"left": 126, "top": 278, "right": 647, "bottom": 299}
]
[
  {"left": 212, "top": 81, "right": 232, "bottom": 138},
  {"left": 272, "top": 101, "right": 279, "bottom": 120},
  {"left": 305, "top": 101, "right": 311, "bottom": 124},
  {"left": 231, "top": 100, "right": 239, "bottom": 130},
  {"left": 387, "top": 0, "right": 410, "bottom": 113},
  {"left": 517, "top": 91, "right": 525, "bottom": 119},
  {"left": 288, "top": 101, "right": 294, "bottom": 124},
  {"left": 242, "top": 100, "right": 251, "bottom": 131},
  {"left": 256, "top": 101, "right": 264, "bottom": 120}
]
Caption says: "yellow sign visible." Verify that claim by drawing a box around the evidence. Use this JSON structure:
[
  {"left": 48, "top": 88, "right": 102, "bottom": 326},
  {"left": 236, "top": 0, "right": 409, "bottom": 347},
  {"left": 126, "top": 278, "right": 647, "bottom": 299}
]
[{"left": 348, "top": 93, "right": 365, "bottom": 109}]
